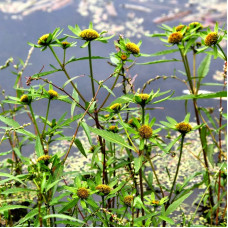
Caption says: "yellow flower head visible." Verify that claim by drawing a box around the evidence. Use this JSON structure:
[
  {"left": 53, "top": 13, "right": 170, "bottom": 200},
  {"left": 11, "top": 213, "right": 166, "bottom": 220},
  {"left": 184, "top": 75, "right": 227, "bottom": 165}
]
[
  {"left": 61, "top": 41, "right": 70, "bottom": 49},
  {"left": 151, "top": 200, "right": 160, "bottom": 205},
  {"left": 20, "top": 94, "right": 30, "bottom": 103},
  {"left": 138, "top": 93, "right": 150, "bottom": 101},
  {"left": 109, "top": 125, "right": 119, "bottom": 133},
  {"left": 121, "top": 54, "right": 128, "bottom": 61},
  {"left": 139, "top": 125, "right": 153, "bottom": 139},
  {"left": 204, "top": 32, "right": 218, "bottom": 46},
  {"left": 189, "top": 22, "right": 203, "bottom": 30},
  {"left": 124, "top": 195, "right": 134, "bottom": 207},
  {"left": 37, "top": 155, "right": 51, "bottom": 162},
  {"left": 176, "top": 122, "right": 192, "bottom": 134},
  {"left": 168, "top": 32, "right": 183, "bottom": 44},
  {"left": 175, "top": 25, "right": 185, "bottom": 32},
  {"left": 79, "top": 29, "right": 99, "bottom": 41},
  {"left": 126, "top": 42, "right": 140, "bottom": 54},
  {"left": 48, "top": 89, "right": 58, "bottom": 99},
  {"left": 110, "top": 103, "right": 122, "bottom": 112},
  {"left": 77, "top": 187, "right": 89, "bottom": 199},
  {"left": 38, "top": 34, "right": 50, "bottom": 45},
  {"left": 135, "top": 93, "right": 150, "bottom": 106},
  {"left": 128, "top": 117, "right": 140, "bottom": 127},
  {"left": 96, "top": 184, "right": 111, "bottom": 195}
]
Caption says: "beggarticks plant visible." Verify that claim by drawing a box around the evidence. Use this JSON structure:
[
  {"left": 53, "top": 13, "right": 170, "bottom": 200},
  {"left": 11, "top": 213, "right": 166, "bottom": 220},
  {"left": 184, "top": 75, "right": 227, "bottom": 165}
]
[{"left": 0, "top": 21, "right": 226, "bottom": 227}]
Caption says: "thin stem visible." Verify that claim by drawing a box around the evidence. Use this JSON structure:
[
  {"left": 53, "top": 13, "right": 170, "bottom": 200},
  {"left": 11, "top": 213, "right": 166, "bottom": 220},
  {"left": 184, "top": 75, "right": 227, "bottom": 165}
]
[
  {"left": 88, "top": 42, "right": 96, "bottom": 98},
  {"left": 142, "top": 106, "right": 145, "bottom": 124},
  {"left": 121, "top": 207, "right": 128, "bottom": 221},
  {"left": 146, "top": 155, "right": 165, "bottom": 198},
  {"left": 118, "top": 113, "right": 138, "bottom": 153},
  {"left": 102, "top": 196, "right": 109, "bottom": 227},
  {"left": 193, "top": 51, "right": 196, "bottom": 90},
  {"left": 41, "top": 98, "right": 51, "bottom": 138},
  {"left": 167, "top": 134, "right": 185, "bottom": 205},
  {"left": 217, "top": 44, "right": 227, "bottom": 61},
  {"left": 48, "top": 46, "right": 86, "bottom": 104},
  {"left": 28, "top": 104, "right": 44, "bottom": 149}
]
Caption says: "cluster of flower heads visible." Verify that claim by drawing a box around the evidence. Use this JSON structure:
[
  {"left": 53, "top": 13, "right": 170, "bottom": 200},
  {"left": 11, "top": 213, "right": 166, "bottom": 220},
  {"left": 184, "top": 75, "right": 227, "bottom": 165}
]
[{"left": 167, "top": 22, "right": 219, "bottom": 47}]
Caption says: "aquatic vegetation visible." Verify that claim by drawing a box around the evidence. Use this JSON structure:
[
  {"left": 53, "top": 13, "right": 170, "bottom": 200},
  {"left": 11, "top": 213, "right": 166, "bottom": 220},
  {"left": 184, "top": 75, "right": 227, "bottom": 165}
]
[{"left": 0, "top": 21, "right": 226, "bottom": 227}]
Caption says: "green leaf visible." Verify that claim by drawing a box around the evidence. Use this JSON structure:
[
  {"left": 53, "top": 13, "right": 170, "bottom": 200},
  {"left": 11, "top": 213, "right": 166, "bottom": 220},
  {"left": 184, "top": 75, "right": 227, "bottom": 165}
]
[
  {"left": 35, "top": 135, "right": 44, "bottom": 157},
  {"left": 31, "top": 69, "right": 61, "bottom": 79},
  {"left": 134, "top": 156, "right": 143, "bottom": 173},
  {"left": 137, "top": 59, "right": 180, "bottom": 65},
  {"left": 58, "top": 198, "right": 79, "bottom": 213},
  {"left": 88, "top": 126, "right": 135, "bottom": 151},
  {"left": 0, "top": 172, "right": 26, "bottom": 186},
  {"left": 102, "top": 84, "right": 115, "bottom": 97},
  {"left": 80, "top": 121, "right": 92, "bottom": 145},
  {"left": 17, "top": 207, "right": 40, "bottom": 225},
  {"left": 66, "top": 56, "right": 107, "bottom": 65},
  {"left": 74, "top": 139, "right": 87, "bottom": 158},
  {"left": 0, "top": 205, "right": 30, "bottom": 213},
  {"left": 43, "top": 214, "right": 83, "bottom": 223},
  {"left": 207, "top": 144, "right": 215, "bottom": 167},
  {"left": 158, "top": 215, "right": 175, "bottom": 225},
  {"left": 62, "top": 75, "right": 81, "bottom": 89},
  {"left": 165, "top": 191, "right": 193, "bottom": 216},
  {"left": 1, "top": 188, "right": 35, "bottom": 195},
  {"left": 170, "top": 91, "right": 227, "bottom": 100},
  {"left": 141, "top": 49, "right": 179, "bottom": 57},
  {"left": 197, "top": 55, "right": 212, "bottom": 88}
]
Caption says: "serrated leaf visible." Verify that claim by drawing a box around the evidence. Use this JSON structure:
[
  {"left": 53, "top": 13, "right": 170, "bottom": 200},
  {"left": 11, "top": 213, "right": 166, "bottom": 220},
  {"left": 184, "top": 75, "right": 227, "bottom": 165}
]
[
  {"left": 137, "top": 59, "right": 180, "bottom": 65},
  {"left": 0, "top": 172, "right": 26, "bottom": 186},
  {"left": 170, "top": 91, "right": 227, "bottom": 100},
  {"left": 158, "top": 215, "right": 175, "bottom": 225},
  {"left": 80, "top": 121, "right": 92, "bottom": 145},
  {"left": 165, "top": 191, "right": 193, "bottom": 216},
  {"left": 88, "top": 126, "right": 135, "bottom": 151},
  {"left": 134, "top": 156, "right": 143, "bottom": 173},
  {"left": 35, "top": 135, "right": 44, "bottom": 157},
  {"left": 74, "top": 138, "right": 87, "bottom": 158},
  {"left": 58, "top": 198, "right": 79, "bottom": 213},
  {"left": 0, "top": 205, "right": 30, "bottom": 213}
]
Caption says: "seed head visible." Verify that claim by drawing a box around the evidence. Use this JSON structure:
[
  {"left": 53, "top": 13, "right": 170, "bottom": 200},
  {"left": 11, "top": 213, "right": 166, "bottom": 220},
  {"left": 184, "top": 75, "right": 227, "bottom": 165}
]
[
  {"left": 204, "top": 32, "right": 218, "bottom": 46},
  {"left": 37, "top": 155, "right": 51, "bottom": 162},
  {"left": 96, "top": 184, "right": 111, "bottom": 195},
  {"left": 168, "top": 32, "right": 183, "bottom": 44},
  {"left": 38, "top": 34, "right": 50, "bottom": 45},
  {"left": 77, "top": 187, "right": 89, "bottom": 199},
  {"left": 139, "top": 125, "right": 153, "bottom": 139},
  {"left": 176, "top": 122, "right": 192, "bottom": 134},
  {"left": 126, "top": 42, "right": 140, "bottom": 54},
  {"left": 48, "top": 89, "right": 58, "bottom": 99},
  {"left": 110, "top": 103, "right": 122, "bottom": 112},
  {"left": 109, "top": 125, "right": 119, "bottom": 133},
  {"left": 124, "top": 195, "right": 134, "bottom": 207},
  {"left": 79, "top": 29, "right": 99, "bottom": 41},
  {"left": 121, "top": 54, "right": 128, "bottom": 61}
]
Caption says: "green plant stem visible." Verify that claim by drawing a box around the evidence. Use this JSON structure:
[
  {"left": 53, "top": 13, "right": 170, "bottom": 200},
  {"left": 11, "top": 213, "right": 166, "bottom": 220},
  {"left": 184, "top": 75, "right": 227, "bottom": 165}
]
[
  {"left": 179, "top": 47, "right": 214, "bottom": 207},
  {"left": 41, "top": 98, "right": 51, "bottom": 138},
  {"left": 217, "top": 44, "right": 227, "bottom": 61},
  {"left": 48, "top": 46, "right": 86, "bottom": 104},
  {"left": 121, "top": 207, "right": 128, "bottom": 221},
  {"left": 146, "top": 155, "right": 165, "bottom": 198},
  {"left": 167, "top": 134, "right": 185, "bottom": 206},
  {"left": 118, "top": 113, "right": 138, "bottom": 152},
  {"left": 102, "top": 196, "right": 109, "bottom": 227},
  {"left": 52, "top": 206, "right": 57, "bottom": 227},
  {"left": 88, "top": 42, "right": 96, "bottom": 98},
  {"left": 99, "top": 73, "right": 120, "bottom": 111},
  {"left": 28, "top": 103, "right": 44, "bottom": 149},
  {"left": 142, "top": 106, "right": 145, "bottom": 124},
  {"left": 87, "top": 41, "right": 108, "bottom": 184}
]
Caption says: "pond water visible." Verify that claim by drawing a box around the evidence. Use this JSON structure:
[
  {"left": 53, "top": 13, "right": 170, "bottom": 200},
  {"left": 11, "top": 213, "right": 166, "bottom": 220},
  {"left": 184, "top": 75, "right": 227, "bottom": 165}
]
[{"left": 0, "top": 0, "right": 227, "bottom": 154}]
